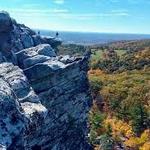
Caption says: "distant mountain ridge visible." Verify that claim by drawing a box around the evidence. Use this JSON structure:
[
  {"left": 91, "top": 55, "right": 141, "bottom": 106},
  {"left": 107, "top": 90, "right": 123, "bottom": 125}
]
[{"left": 35, "top": 29, "right": 150, "bottom": 45}]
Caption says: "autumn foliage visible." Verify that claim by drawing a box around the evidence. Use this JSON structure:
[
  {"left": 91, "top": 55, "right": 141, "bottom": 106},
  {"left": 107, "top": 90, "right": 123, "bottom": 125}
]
[{"left": 88, "top": 46, "right": 150, "bottom": 150}]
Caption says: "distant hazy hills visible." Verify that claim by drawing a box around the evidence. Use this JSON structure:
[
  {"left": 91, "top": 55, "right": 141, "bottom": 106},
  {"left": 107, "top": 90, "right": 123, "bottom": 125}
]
[{"left": 34, "top": 29, "right": 150, "bottom": 45}]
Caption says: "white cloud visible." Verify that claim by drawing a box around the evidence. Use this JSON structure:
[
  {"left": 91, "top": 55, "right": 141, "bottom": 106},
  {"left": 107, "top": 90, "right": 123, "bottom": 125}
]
[
  {"left": 58, "top": 12, "right": 129, "bottom": 20},
  {"left": 53, "top": 9, "right": 69, "bottom": 13},
  {"left": 1, "top": 7, "right": 129, "bottom": 21},
  {"left": 127, "top": 0, "right": 150, "bottom": 4},
  {"left": 1, "top": 8, "right": 69, "bottom": 14},
  {"left": 110, "top": 0, "right": 119, "bottom": 3},
  {"left": 53, "top": 0, "right": 64, "bottom": 5}
]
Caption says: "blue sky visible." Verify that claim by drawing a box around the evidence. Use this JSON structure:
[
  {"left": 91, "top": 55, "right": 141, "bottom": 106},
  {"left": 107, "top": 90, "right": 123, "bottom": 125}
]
[{"left": 0, "top": 0, "right": 150, "bottom": 34}]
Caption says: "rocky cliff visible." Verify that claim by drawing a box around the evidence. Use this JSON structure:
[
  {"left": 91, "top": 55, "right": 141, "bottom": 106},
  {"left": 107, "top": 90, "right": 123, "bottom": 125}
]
[{"left": 0, "top": 11, "right": 92, "bottom": 150}]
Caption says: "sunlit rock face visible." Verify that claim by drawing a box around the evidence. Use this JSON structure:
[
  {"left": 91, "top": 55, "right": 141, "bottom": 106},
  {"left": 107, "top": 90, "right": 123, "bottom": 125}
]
[{"left": 0, "top": 11, "right": 92, "bottom": 150}]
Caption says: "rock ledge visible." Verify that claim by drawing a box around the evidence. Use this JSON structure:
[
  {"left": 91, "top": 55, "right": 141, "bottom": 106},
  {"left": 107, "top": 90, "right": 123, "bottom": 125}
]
[{"left": 0, "top": 11, "right": 92, "bottom": 150}]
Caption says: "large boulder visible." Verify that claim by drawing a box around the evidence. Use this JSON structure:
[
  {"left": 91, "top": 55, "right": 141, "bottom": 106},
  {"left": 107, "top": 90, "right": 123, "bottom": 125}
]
[
  {"left": 0, "top": 11, "right": 13, "bottom": 33},
  {"left": 0, "top": 63, "right": 40, "bottom": 103},
  {"left": 42, "top": 37, "right": 62, "bottom": 49},
  {"left": 20, "top": 32, "right": 34, "bottom": 49},
  {"left": 16, "top": 44, "right": 56, "bottom": 68},
  {"left": 36, "top": 44, "right": 56, "bottom": 57},
  {"left": 23, "top": 55, "right": 50, "bottom": 69}
]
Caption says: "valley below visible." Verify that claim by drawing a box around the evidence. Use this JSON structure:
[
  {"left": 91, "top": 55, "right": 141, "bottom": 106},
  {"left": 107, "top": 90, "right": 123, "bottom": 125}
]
[{"left": 59, "top": 40, "right": 150, "bottom": 150}]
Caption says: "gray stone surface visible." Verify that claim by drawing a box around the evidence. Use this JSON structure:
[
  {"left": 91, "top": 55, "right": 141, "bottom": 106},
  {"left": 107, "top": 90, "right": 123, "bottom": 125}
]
[
  {"left": 36, "top": 44, "right": 56, "bottom": 57},
  {"left": 0, "top": 63, "right": 40, "bottom": 103},
  {"left": 0, "top": 11, "right": 13, "bottom": 32},
  {"left": 0, "top": 11, "right": 92, "bottom": 150},
  {"left": 0, "top": 63, "right": 48, "bottom": 149},
  {"left": 0, "top": 77, "right": 25, "bottom": 149},
  {"left": 16, "top": 44, "right": 56, "bottom": 68},
  {"left": 0, "top": 52, "right": 4, "bottom": 63}
]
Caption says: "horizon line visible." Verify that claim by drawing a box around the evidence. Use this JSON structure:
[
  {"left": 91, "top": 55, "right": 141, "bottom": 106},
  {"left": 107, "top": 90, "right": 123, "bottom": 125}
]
[{"left": 32, "top": 28, "right": 150, "bottom": 36}]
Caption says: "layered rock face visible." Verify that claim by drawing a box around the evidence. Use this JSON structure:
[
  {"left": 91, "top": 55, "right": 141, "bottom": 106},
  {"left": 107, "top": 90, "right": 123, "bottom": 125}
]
[{"left": 0, "top": 11, "right": 92, "bottom": 150}]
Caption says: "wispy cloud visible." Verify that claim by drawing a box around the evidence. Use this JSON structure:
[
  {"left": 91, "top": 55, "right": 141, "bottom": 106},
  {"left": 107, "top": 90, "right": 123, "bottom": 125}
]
[
  {"left": 127, "top": 0, "right": 150, "bottom": 4},
  {"left": 58, "top": 12, "right": 129, "bottom": 20},
  {"left": 53, "top": 9, "right": 69, "bottom": 13},
  {"left": 53, "top": 0, "right": 65, "bottom": 5},
  {"left": 111, "top": 9, "right": 129, "bottom": 13},
  {"left": 1, "top": 7, "right": 129, "bottom": 19},
  {"left": 1, "top": 8, "right": 69, "bottom": 14},
  {"left": 21, "top": 3, "right": 42, "bottom": 8},
  {"left": 110, "top": 0, "right": 120, "bottom": 3}
]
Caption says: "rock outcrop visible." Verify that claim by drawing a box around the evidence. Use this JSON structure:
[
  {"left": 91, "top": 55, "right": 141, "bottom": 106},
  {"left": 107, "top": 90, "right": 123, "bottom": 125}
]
[{"left": 0, "top": 11, "right": 92, "bottom": 150}]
